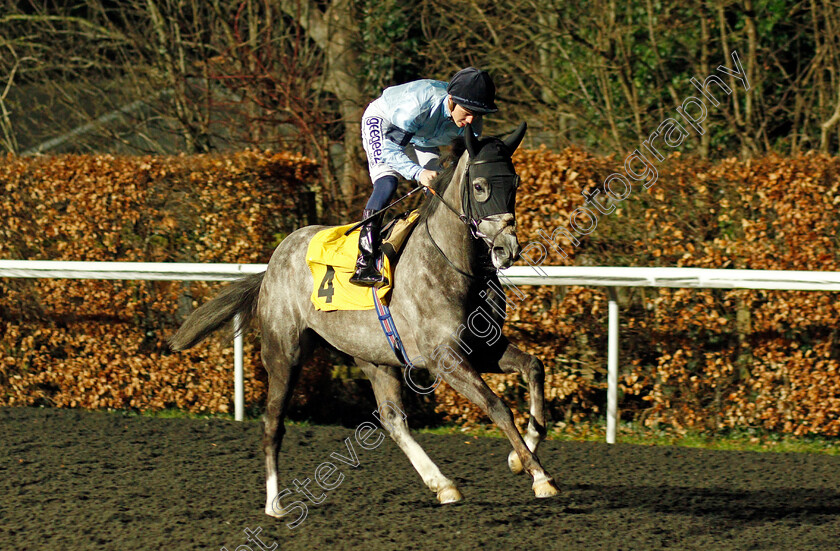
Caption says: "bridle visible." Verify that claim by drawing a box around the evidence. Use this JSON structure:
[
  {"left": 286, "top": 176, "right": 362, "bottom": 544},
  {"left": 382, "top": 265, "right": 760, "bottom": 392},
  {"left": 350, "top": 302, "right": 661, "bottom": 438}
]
[{"left": 424, "top": 153, "right": 521, "bottom": 280}]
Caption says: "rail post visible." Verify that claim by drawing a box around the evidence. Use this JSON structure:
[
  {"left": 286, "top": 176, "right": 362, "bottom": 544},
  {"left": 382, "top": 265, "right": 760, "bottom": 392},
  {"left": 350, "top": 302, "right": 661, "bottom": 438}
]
[
  {"left": 234, "top": 313, "right": 244, "bottom": 421},
  {"left": 606, "top": 287, "right": 619, "bottom": 444}
]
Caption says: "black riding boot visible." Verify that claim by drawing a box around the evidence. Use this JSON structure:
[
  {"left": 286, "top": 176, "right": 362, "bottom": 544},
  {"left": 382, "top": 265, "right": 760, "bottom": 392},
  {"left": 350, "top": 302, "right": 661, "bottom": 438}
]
[{"left": 350, "top": 209, "right": 389, "bottom": 287}]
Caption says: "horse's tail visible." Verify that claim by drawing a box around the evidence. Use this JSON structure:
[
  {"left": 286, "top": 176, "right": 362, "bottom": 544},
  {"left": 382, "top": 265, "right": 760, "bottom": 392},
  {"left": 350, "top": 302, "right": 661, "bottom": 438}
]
[{"left": 169, "top": 271, "right": 265, "bottom": 351}]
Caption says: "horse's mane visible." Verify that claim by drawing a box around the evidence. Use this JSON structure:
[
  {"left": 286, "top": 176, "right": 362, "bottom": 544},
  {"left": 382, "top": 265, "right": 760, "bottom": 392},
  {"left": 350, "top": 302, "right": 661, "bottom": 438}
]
[{"left": 416, "top": 139, "right": 464, "bottom": 224}]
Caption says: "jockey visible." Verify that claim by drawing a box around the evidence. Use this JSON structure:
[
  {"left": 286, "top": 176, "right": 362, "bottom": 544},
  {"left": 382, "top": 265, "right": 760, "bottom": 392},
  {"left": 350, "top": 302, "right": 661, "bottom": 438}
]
[{"left": 350, "top": 67, "right": 499, "bottom": 287}]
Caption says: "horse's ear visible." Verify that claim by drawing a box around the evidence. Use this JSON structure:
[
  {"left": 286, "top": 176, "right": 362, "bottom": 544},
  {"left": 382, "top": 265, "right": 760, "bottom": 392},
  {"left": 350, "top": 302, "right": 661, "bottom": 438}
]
[
  {"left": 464, "top": 123, "right": 480, "bottom": 157},
  {"left": 502, "top": 122, "right": 527, "bottom": 153}
]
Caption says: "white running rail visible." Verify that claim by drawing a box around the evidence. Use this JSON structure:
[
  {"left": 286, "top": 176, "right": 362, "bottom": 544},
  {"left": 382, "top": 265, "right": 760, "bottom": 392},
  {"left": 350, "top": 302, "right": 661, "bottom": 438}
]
[
  {"left": 3, "top": 260, "right": 839, "bottom": 437},
  {"left": 0, "top": 260, "right": 266, "bottom": 421}
]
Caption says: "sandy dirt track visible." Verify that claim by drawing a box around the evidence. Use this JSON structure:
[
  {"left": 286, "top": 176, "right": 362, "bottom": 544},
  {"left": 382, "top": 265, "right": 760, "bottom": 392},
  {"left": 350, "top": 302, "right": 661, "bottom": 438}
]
[{"left": 2, "top": 407, "right": 840, "bottom": 550}]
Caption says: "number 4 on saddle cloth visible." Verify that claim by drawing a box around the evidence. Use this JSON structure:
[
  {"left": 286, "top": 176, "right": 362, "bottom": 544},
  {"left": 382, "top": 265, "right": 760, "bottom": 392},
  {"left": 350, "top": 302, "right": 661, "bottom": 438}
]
[{"left": 306, "top": 211, "right": 420, "bottom": 311}]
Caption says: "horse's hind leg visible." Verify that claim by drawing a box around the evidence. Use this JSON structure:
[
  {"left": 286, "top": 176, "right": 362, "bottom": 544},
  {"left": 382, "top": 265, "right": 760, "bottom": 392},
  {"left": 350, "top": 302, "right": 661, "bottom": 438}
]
[
  {"left": 496, "top": 343, "right": 547, "bottom": 475},
  {"left": 358, "top": 361, "right": 463, "bottom": 504},
  {"left": 262, "top": 328, "right": 315, "bottom": 517}
]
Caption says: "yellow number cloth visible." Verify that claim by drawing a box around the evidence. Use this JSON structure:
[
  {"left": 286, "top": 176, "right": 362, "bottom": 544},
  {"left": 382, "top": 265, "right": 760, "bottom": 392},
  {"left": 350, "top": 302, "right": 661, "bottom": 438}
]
[{"left": 306, "top": 224, "right": 393, "bottom": 311}]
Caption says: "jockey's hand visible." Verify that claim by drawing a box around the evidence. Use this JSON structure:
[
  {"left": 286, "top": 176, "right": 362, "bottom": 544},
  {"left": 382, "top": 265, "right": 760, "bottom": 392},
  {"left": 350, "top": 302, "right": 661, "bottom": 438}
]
[{"left": 418, "top": 169, "right": 438, "bottom": 188}]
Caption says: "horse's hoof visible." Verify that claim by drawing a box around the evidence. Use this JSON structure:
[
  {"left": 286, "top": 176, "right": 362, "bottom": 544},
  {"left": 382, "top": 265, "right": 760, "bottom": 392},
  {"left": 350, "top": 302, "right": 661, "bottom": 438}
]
[
  {"left": 507, "top": 450, "right": 524, "bottom": 474},
  {"left": 533, "top": 479, "right": 560, "bottom": 498},
  {"left": 265, "top": 506, "right": 283, "bottom": 518},
  {"left": 437, "top": 486, "right": 463, "bottom": 504}
]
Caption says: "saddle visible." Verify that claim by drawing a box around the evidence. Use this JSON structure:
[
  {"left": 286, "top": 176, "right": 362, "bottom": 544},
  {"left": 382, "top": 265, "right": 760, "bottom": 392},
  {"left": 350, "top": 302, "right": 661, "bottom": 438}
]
[
  {"left": 306, "top": 210, "right": 420, "bottom": 311},
  {"left": 380, "top": 209, "right": 419, "bottom": 266}
]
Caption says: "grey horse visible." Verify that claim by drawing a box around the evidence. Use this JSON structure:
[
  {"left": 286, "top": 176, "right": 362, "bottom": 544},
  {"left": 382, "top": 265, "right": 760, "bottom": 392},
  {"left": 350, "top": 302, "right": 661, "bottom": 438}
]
[{"left": 170, "top": 122, "right": 559, "bottom": 517}]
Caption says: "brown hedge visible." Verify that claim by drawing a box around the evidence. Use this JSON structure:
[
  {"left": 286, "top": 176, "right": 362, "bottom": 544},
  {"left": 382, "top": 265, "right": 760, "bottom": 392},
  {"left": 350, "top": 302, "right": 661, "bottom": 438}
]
[
  {"left": 434, "top": 148, "right": 840, "bottom": 437},
  {"left": 3, "top": 148, "right": 840, "bottom": 437},
  {"left": 0, "top": 151, "right": 318, "bottom": 414}
]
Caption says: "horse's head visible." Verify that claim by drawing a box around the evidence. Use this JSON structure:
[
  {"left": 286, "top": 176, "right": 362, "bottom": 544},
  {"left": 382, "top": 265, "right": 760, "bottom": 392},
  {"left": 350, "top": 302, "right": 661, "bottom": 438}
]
[{"left": 462, "top": 122, "right": 527, "bottom": 270}]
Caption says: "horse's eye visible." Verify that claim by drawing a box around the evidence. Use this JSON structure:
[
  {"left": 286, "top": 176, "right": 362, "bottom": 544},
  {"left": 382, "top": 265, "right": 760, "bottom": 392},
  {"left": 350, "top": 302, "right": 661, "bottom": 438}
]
[{"left": 472, "top": 177, "right": 490, "bottom": 202}]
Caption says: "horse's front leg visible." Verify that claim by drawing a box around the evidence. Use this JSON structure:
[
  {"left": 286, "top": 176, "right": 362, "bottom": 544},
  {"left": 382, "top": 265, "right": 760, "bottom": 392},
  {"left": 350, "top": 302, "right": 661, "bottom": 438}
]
[
  {"left": 358, "top": 361, "right": 463, "bottom": 504},
  {"left": 438, "top": 357, "right": 559, "bottom": 498},
  {"left": 496, "top": 343, "right": 547, "bottom": 475}
]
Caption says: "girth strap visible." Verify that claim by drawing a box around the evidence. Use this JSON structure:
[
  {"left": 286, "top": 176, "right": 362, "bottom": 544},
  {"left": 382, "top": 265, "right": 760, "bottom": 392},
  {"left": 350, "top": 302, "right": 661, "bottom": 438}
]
[{"left": 372, "top": 286, "right": 414, "bottom": 368}]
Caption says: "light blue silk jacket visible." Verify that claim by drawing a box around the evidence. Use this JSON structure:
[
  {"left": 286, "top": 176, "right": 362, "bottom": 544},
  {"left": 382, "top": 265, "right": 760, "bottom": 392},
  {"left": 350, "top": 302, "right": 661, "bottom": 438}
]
[{"left": 370, "top": 79, "right": 482, "bottom": 181}]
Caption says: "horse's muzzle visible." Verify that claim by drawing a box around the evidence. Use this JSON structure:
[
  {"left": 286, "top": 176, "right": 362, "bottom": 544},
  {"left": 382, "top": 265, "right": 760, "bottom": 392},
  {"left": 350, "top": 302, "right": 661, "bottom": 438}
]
[{"left": 491, "top": 231, "right": 521, "bottom": 270}]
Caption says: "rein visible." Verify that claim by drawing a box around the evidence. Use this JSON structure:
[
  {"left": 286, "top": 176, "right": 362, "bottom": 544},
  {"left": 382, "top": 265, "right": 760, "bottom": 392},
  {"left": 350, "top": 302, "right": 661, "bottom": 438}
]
[
  {"left": 424, "top": 217, "right": 483, "bottom": 280},
  {"left": 423, "top": 185, "right": 483, "bottom": 279},
  {"left": 423, "top": 186, "right": 468, "bottom": 226}
]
